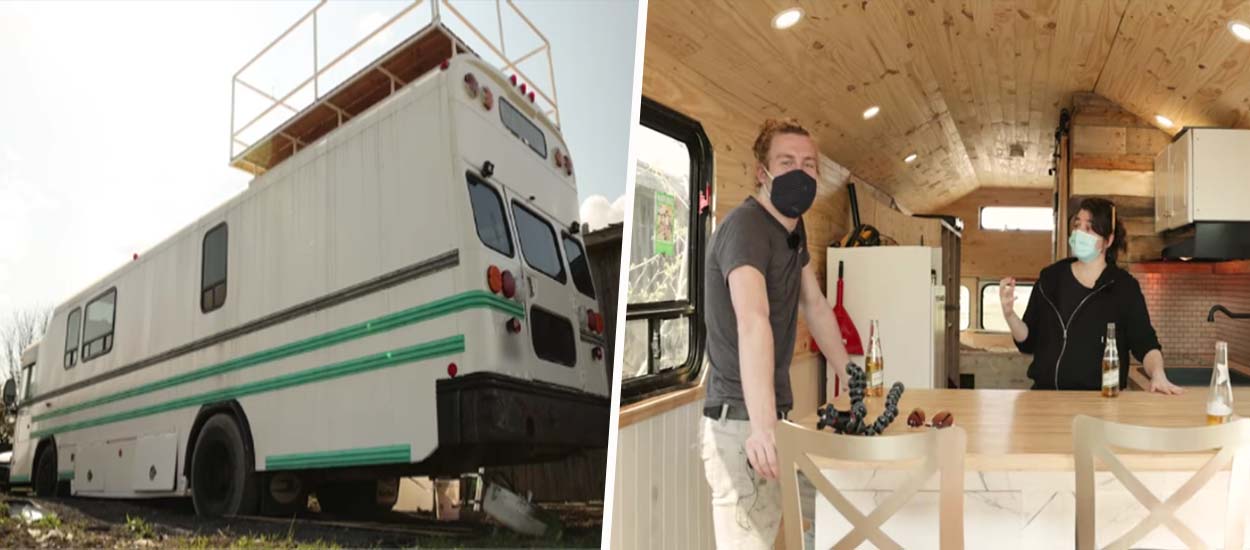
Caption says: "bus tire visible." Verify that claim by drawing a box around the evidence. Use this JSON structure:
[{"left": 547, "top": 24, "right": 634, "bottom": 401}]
[
  {"left": 191, "top": 414, "right": 258, "bottom": 517},
  {"left": 33, "top": 445, "right": 58, "bottom": 497}
]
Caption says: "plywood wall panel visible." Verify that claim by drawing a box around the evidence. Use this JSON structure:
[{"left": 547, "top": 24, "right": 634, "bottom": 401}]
[{"left": 931, "top": 187, "right": 1053, "bottom": 281}]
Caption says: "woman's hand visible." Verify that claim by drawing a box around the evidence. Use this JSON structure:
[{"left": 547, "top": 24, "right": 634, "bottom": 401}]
[
  {"left": 1148, "top": 373, "right": 1185, "bottom": 395},
  {"left": 999, "top": 277, "right": 1017, "bottom": 318}
]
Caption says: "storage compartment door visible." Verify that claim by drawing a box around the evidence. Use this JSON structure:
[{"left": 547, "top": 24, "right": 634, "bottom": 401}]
[{"left": 131, "top": 433, "right": 177, "bottom": 492}]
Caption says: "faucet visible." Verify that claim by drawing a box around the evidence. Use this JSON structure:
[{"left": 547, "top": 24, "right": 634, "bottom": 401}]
[{"left": 1208, "top": 304, "right": 1250, "bottom": 322}]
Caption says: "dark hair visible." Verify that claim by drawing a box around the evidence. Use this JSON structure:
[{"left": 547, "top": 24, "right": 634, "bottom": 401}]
[{"left": 1074, "top": 197, "right": 1127, "bottom": 264}]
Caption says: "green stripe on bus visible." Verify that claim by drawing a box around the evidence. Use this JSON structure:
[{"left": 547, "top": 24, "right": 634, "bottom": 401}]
[
  {"left": 34, "top": 291, "right": 518, "bottom": 423},
  {"left": 58, "top": 471, "right": 74, "bottom": 481},
  {"left": 10, "top": 475, "right": 30, "bottom": 484},
  {"left": 31, "top": 335, "right": 465, "bottom": 439},
  {"left": 266, "top": 444, "right": 411, "bottom": 471}
]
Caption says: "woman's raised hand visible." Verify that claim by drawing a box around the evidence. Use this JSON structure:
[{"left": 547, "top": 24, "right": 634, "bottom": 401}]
[{"left": 999, "top": 277, "right": 1017, "bottom": 318}]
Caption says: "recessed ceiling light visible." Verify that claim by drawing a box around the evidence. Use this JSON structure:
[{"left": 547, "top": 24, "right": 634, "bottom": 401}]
[
  {"left": 1155, "top": 114, "right": 1174, "bottom": 128},
  {"left": 1230, "top": 20, "right": 1250, "bottom": 42},
  {"left": 772, "top": 7, "right": 803, "bottom": 29},
  {"left": 904, "top": 153, "right": 918, "bottom": 163},
  {"left": 862, "top": 106, "right": 881, "bottom": 120}
]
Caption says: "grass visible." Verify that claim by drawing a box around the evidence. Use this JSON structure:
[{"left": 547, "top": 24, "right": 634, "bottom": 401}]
[{"left": 125, "top": 514, "right": 156, "bottom": 539}]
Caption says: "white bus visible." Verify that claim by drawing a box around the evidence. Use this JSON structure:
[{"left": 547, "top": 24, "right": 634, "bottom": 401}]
[{"left": 2, "top": 4, "right": 609, "bottom": 518}]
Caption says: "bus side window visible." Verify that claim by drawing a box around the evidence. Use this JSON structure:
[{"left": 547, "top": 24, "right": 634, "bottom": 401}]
[
  {"left": 82, "top": 288, "right": 117, "bottom": 362},
  {"left": 201, "top": 222, "right": 228, "bottom": 313},
  {"left": 64, "top": 307, "right": 82, "bottom": 369},
  {"left": 22, "top": 363, "right": 35, "bottom": 402},
  {"left": 466, "top": 173, "right": 514, "bottom": 257}
]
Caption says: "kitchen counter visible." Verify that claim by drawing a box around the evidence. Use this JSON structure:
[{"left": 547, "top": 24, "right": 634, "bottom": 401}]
[{"left": 794, "top": 387, "right": 1250, "bottom": 471}]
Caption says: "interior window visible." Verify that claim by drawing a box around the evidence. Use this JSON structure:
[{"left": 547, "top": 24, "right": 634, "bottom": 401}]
[
  {"left": 466, "top": 173, "right": 514, "bottom": 257},
  {"left": 958, "top": 286, "right": 970, "bottom": 331},
  {"left": 981, "top": 282, "right": 1032, "bottom": 332},
  {"left": 622, "top": 98, "right": 712, "bottom": 403},
  {"left": 980, "top": 206, "right": 1054, "bottom": 231},
  {"left": 82, "top": 289, "right": 117, "bottom": 361},
  {"left": 201, "top": 223, "right": 228, "bottom": 313},
  {"left": 562, "top": 233, "right": 596, "bottom": 299},
  {"left": 64, "top": 308, "right": 82, "bottom": 369},
  {"left": 512, "top": 202, "right": 566, "bottom": 283}
]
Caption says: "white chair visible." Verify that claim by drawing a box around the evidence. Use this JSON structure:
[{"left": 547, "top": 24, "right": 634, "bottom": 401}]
[
  {"left": 776, "top": 420, "right": 966, "bottom": 550},
  {"left": 1073, "top": 415, "right": 1250, "bottom": 550}
]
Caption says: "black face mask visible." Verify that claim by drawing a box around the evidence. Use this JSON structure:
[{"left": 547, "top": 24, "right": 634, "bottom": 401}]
[{"left": 764, "top": 168, "right": 817, "bottom": 218}]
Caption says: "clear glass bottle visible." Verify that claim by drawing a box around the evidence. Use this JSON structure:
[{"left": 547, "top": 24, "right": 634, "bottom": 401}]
[
  {"left": 865, "top": 319, "right": 884, "bottom": 397},
  {"left": 1102, "top": 323, "right": 1119, "bottom": 398},
  {"left": 1207, "top": 341, "right": 1234, "bottom": 425}
]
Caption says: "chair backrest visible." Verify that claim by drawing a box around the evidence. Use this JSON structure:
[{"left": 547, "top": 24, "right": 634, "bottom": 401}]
[
  {"left": 775, "top": 420, "right": 966, "bottom": 550},
  {"left": 1072, "top": 415, "right": 1250, "bottom": 550}
]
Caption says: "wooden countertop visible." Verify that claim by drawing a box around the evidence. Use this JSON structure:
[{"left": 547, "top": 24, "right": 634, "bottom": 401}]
[{"left": 793, "top": 388, "right": 1250, "bottom": 471}]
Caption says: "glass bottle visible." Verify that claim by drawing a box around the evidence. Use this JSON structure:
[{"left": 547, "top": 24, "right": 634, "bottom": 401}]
[
  {"left": 1207, "top": 341, "right": 1234, "bottom": 425},
  {"left": 865, "top": 319, "right": 884, "bottom": 397},
  {"left": 1102, "top": 323, "right": 1119, "bottom": 398}
]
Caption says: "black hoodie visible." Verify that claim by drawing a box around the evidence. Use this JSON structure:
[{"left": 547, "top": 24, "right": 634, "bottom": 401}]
[{"left": 1015, "top": 258, "right": 1162, "bottom": 390}]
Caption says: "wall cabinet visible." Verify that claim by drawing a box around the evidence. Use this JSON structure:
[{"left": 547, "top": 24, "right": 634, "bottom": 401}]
[{"left": 1154, "top": 128, "right": 1250, "bottom": 232}]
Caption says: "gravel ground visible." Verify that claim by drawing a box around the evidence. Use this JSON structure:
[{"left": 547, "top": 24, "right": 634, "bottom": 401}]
[{"left": 0, "top": 494, "right": 602, "bottom": 548}]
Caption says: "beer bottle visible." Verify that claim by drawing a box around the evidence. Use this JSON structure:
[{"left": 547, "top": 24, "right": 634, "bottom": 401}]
[
  {"left": 865, "top": 319, "right": 884, "bottom": 397},
  {"left": 1207, "top": 341, "right": 1234, "bottom": 425},
  {"left": 1102, "top": 323, "right": 1119, "bottom": 398}
]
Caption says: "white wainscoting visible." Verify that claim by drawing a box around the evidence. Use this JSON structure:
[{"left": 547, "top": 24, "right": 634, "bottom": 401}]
[{"left": 611, "top": 396, "right": 714, "bottom": 549}]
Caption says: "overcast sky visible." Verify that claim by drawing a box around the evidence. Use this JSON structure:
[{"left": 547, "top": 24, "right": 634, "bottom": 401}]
[{"left": 0, "top": 0, "right": 637, "bottom": 323}]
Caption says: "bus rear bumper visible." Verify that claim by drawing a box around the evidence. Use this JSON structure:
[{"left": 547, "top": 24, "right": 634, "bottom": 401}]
[{"left": 426, "top": 372, "right": 608, "bottom": 472}]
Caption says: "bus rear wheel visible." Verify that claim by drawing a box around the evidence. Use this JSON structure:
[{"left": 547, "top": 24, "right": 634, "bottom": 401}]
[
  {"left": 191, "top": 414, "right": 258, "bottom": 517},
  {"left": 33, "top": 445, "right": 59, "bottom": 497}
]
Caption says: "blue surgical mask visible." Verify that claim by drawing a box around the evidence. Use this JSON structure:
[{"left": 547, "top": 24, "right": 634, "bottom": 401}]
[{"left": 1069, "top": 230, "right": 1102, "bottom": 263}]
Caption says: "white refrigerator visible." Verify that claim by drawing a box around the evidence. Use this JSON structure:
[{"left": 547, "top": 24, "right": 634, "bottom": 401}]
[{"left": 825, "top": 246, "right": 946, "bottom": 398}]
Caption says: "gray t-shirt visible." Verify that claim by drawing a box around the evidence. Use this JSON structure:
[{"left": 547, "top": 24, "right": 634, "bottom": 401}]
[{"left": 704, "top": 196, "right": 809, "bottom": 414}]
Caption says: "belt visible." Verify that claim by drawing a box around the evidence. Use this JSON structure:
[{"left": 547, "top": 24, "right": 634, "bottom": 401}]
[{"left": 702, "top": 403, "right": 790, "bottom": 421}]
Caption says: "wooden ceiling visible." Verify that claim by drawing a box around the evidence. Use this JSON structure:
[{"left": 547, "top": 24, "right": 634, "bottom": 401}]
[{"left": 643, "top": 0, "right": 1250, "bottom": 212}]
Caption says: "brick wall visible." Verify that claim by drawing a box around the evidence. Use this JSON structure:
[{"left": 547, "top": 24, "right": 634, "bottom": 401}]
[{"left": 1130, "top": 266, "right": 1250, "bottom": 367}]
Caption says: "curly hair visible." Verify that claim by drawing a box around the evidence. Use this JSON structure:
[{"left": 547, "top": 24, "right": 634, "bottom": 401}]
[{"left": 752, "top": 118, "right": 813, "bottom": 166}]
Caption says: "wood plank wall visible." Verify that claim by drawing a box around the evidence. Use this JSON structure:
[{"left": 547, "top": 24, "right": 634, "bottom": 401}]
[
  {"left": 1068, "top": 93, "right": 1171, "bottom": 263},
  {"left": 930, "top": 187, "right": 1053, "bottom": 282}
]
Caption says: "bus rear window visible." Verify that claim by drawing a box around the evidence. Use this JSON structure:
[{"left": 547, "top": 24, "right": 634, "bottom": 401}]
[
  {"left": 499, "top": 98, "right": 547, "bottom": 159},
  {"left": 467, "top": 173, "right": 514, "bottom": 257},
  {"left": 562, "top": 233, "right": 596, "bottom": 299},
  {"left": 512, "top": 202, "right": 566, "bottom": 283}
]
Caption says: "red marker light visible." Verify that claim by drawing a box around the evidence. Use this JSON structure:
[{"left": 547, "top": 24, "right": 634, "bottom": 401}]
[
  {"left": 554, "top": 149, "right": 564, "bottom": 168},
  {"left": 506, "top": 318, "right": 522, "bottom": 333},
  {"left": 501, "top": 270, "right": 517, "bottom": 298},
  {"left": 592, "top": 347, "right": 603, "bottom": 361},
  {"left": 447, "top": 363, "right": 458, "bottom": 377},
  {"left": 528, "top": 91, "right": 535, "bottom": 103},
  {"left": 587, "top": 310, "right": 598, "bottom": 332},
  {"left": 482, "top": 87, "right": 494, "bottom": 111},
  {"left": 439, "top": 58, "right": 450, "bottom": 71},
  {"left": 132, "top": 253, "right": 139, "bottom": 261},
  {"left": 509, "top": 74, "right": 517, "bottom": 86},
  {"left": 520, "top": 83, "right": 528, "bottom": 95},
  {"left": 487, "top": 265, "right": 502, "bottom": 294},
  {"left": 463, "top": 73, "right": 479, "bottom": 98}
]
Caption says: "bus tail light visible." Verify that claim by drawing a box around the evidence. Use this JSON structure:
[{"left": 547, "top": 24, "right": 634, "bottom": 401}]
[
  {"left": 506, "top": 318, "right": 522, "bottom": 334},
  {"left": 487, "top": 265, "right": 503, "bottom": 294},
  {"left": 463, "top": 73, "right": 479, "bottom": 98},
  {"left": 554, "top": 149, "right": 564, "bottom": 168},
  {"left": 501, "top": 270, "right": 517, "bottom": 298},
  {"left": 482, "top": 87, "right": 494, "bottom": 111}
]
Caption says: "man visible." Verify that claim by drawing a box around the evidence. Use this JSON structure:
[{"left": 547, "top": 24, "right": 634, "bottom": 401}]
[{"left": 701, "top": 118, "right": 852, "bottom": 548}]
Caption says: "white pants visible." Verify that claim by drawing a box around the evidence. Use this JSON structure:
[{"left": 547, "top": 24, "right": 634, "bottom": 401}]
[{"left": 700, "top": 416, "right": 782, "bottom": 550}]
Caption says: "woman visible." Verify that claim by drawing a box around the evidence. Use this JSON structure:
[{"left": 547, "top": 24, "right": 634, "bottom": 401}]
[{"left": 1001, "top": 197, "right": 1183, "bottom": 394}]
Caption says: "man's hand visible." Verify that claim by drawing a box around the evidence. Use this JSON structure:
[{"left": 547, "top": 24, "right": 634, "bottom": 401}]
[
  {"left": 745, "top": 426, "right": 779, "bottom": 480},
  {"left": 999, "top": 277, "right": 1017, "bottom": 318}
]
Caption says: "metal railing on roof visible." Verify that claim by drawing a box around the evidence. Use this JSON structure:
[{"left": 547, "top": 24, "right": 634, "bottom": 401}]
[{"left": 230, "top": 0, "right": 560, "bottom": 174}]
